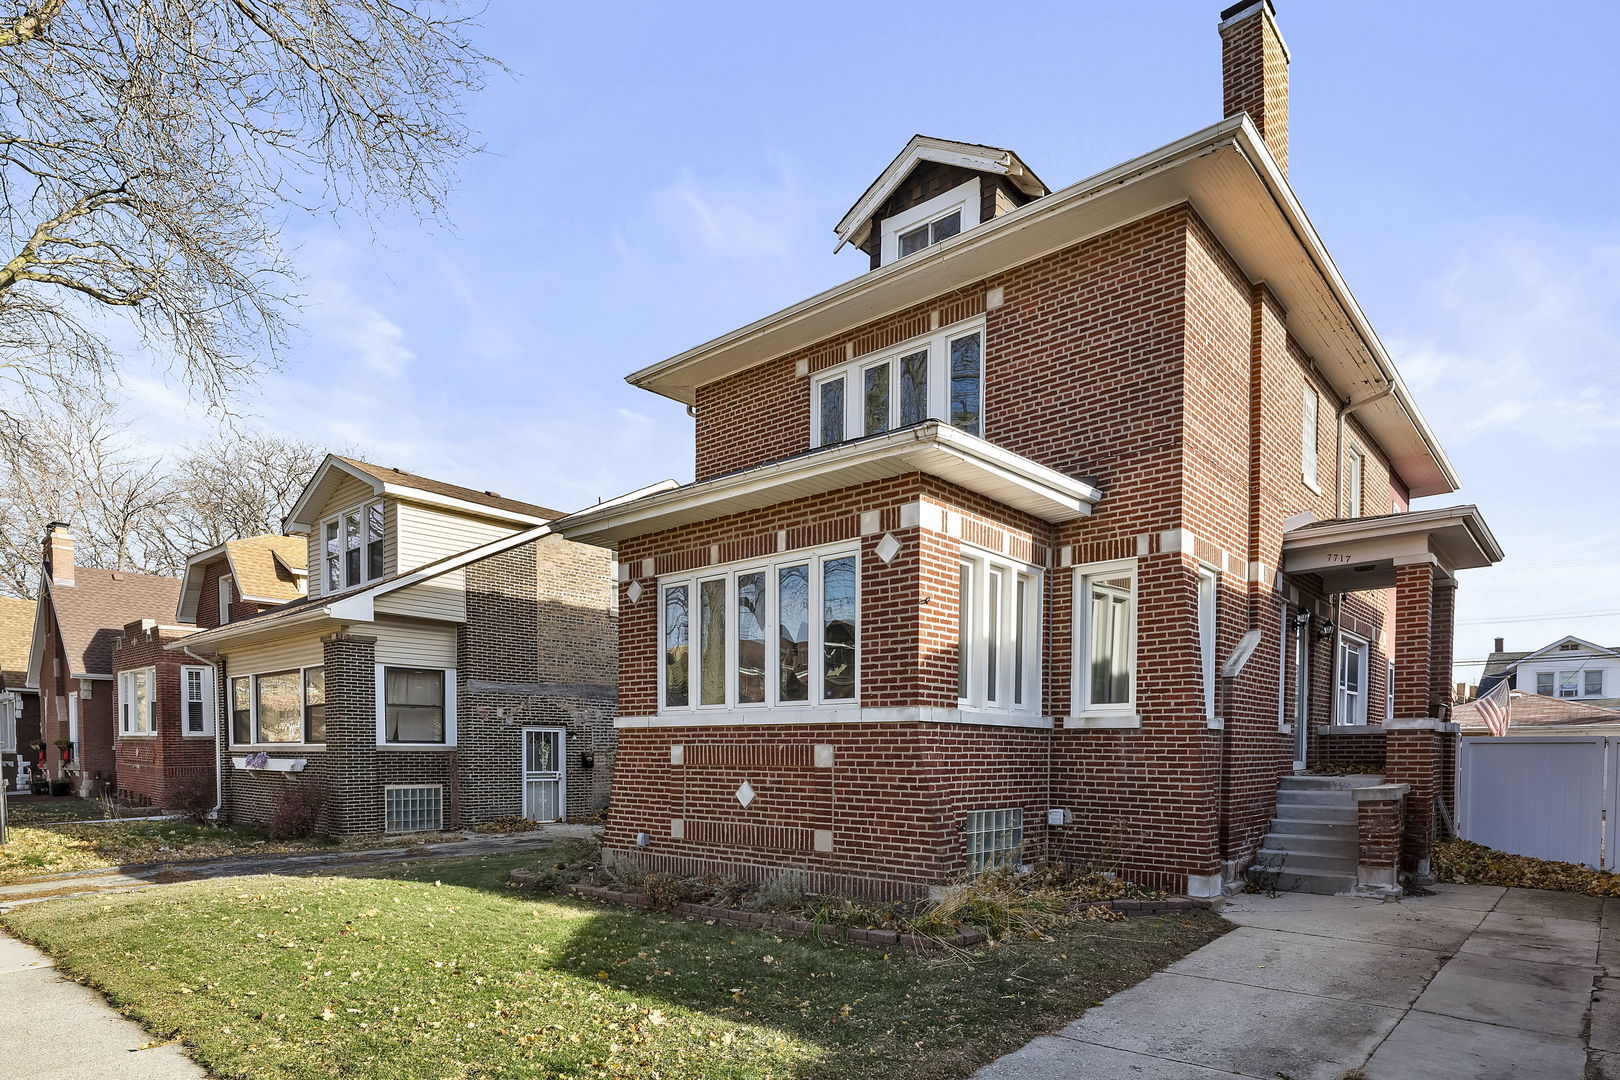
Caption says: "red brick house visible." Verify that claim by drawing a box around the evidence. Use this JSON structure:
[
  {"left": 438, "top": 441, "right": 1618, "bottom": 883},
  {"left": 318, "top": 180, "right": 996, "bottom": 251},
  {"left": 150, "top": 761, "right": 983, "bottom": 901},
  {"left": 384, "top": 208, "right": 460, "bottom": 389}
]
[
  {"left": 25, "top": 524, "right": 183, "bottom": 797},
  {"left": 109, "top": 536, "right": 308, "bottom": 808},
  {"left": 555, "top": 1, "right": 1503, "bottom": 898},
  {"left": 171, "top": 456, "right": 622, "bottom": 836}
]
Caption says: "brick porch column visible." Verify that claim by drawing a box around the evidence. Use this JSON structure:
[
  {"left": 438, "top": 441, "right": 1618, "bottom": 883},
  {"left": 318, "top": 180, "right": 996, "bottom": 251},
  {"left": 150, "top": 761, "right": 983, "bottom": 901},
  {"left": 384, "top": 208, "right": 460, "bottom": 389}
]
[
  {"left": 1392, "top": 559, "right": 1436, "bottom": 722},
  {"left": 1352, "top": 783, "right": 1409, "bottom": 897},
  {"left": 1428, "top": 577, "right": 1457, "bottom": 721}
]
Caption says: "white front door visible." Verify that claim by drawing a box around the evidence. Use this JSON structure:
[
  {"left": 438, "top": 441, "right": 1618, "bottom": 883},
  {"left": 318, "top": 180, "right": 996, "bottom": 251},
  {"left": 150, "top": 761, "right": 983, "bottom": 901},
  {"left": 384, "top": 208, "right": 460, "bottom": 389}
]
[{"left": 522, "top": 727, "right": 566, "bottom": 822}]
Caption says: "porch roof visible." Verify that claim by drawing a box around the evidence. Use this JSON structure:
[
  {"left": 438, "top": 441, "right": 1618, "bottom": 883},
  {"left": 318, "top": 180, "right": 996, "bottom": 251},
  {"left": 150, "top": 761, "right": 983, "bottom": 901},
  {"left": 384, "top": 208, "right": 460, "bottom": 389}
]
[
  {"left": 1281, "top": 504, "right": 1504, "bottom": 593},
  {"left": 551, "top": 421, "right": 1103, "bottom": 548}
]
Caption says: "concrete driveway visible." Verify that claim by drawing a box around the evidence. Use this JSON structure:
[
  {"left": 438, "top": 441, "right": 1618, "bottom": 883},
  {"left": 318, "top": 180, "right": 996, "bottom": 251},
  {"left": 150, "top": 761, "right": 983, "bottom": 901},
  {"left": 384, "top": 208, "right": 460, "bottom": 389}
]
[{"left": 975, "top": 884, "right": 1617, "bottom": 1080}]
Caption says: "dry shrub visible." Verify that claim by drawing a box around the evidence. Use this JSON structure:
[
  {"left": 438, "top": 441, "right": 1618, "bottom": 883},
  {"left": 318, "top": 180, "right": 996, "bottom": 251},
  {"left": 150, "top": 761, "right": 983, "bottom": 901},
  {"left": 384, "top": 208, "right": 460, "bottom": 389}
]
[
  {"left": 267, "top": 781, "right": 328, "bottom": 840},
  {"left": 164, "top": 775, "right": 216, "bottom": 824},
  {"left": 470, "top": 816, "right": 539, "bottom": 834}
]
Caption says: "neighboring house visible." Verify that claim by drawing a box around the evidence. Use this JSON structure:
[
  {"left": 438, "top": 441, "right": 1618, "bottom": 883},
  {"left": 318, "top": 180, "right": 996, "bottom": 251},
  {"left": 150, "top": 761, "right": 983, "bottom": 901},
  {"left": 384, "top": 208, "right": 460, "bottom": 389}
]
[
  {"left": 1479, "top": 635, "right": 1620, "bottom": 709},
  {"left": 109, "top": 535, "right": 309, "bottom": 808},
  {"left": 554, "top": 1, "right": 1503, "bottom": 899},
  {"left": 1453, "top": 690, "right": 1620, "bottom": 738},
  {"left": 171, "top": 455, "right": 617, "bottom": 836},
  {"left": 0, "top": 595, "right": 40, "bottom": 790},
  {"left": 25, "top": 523, "right": 184, "bottom": 796}
]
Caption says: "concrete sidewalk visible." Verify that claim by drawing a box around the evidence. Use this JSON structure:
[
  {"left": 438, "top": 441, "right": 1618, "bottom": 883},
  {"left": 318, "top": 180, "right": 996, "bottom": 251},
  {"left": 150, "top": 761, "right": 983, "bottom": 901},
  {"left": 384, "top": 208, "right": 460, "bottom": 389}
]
[
  {"left": 975, "top": 884, "right": 1616, "bottom": 1080},
  {"left": 0, "top": 931, "right": 206, "bottom": 1079}
]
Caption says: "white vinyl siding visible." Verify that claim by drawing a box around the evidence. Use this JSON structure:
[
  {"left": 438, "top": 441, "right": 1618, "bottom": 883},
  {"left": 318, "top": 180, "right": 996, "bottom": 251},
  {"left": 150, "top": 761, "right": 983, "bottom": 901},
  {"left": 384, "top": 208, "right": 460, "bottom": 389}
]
[
  {"left": 393, "top": 503, "right": 519, "bottom": 570},
  {"left": 373, "top": 620, "right": 457, "bottom": 668},
  {"left": 222, "top": 635, "right": 325, "bottom": 677},
  {"left": 373, "top": 570, "right": 469, "bottom": 621}
]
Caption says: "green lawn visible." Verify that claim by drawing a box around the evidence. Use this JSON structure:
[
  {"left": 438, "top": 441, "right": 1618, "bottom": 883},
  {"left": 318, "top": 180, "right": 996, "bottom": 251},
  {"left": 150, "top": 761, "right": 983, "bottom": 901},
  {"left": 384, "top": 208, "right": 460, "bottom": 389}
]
[{"left": 4, "top": 853, "right": 1228, "bottom": 1080}]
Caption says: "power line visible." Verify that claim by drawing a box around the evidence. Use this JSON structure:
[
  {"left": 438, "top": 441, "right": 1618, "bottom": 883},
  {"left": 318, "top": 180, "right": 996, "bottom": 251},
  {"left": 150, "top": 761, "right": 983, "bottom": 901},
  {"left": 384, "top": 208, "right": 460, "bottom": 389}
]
[{"left": 1458, "top": 608, "right": 1620, "bottom": 626}]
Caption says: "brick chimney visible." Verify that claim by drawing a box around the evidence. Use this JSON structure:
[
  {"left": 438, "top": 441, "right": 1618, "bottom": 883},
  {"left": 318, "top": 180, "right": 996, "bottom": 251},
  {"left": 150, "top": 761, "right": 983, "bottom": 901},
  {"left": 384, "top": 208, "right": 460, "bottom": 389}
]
[
  {"left": 1493, "top": 636, "right": 1504, "bottom": 653},
  {"left": 42, "top": 521, "right": 74, "bottom": 587},
  {"left": 1219, "top": 0, "right": 1290, "bottom": 173}
]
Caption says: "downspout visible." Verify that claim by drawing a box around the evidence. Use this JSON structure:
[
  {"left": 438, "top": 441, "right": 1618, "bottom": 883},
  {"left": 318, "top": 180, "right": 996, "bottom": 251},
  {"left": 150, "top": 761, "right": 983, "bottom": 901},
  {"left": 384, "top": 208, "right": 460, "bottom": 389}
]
[{"left": 180, "top": 645, "right": 223, "bottom": 819}]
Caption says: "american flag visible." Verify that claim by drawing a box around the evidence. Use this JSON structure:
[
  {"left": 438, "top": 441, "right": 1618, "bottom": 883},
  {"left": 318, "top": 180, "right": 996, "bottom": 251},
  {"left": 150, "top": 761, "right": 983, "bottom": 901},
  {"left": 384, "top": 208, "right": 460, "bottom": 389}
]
[{"left": 1475, "top": 678, "right": 1512, "bottom": 736}]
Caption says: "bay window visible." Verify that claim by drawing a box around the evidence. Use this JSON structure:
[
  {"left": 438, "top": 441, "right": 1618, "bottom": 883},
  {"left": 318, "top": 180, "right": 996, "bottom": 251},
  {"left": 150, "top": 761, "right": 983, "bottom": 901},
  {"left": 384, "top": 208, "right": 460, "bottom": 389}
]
[
  {"left": 957, "top": 550, "right": 1042, "bottom": 714},
  {"left": 230, "top": 666, "right": 325, "bottom": 745},
  {"left": 659, "top": 547, "right": 858, "bottom": 711},
  {"left": 811, "top": 321, "right": 985, "bottom": 446},
  {"left": 1073, "top": 561, "right": 1136, "bottom": 718},
  {"left": 117, "top": 667, "right": 154, "bottom": 735},
  {"left": 320, "top": 500, "right": 385, "bottom": 593}
]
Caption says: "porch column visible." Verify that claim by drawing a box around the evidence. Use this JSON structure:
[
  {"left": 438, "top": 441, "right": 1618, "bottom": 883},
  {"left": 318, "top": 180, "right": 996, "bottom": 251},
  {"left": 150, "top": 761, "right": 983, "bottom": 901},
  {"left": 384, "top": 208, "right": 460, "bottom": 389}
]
[
  {"left": 1428, "top": 577, "right": 1457, "bottom": 721},
  {"left": 1391, "top": 559, "right": 1437, "bottom": 722}
]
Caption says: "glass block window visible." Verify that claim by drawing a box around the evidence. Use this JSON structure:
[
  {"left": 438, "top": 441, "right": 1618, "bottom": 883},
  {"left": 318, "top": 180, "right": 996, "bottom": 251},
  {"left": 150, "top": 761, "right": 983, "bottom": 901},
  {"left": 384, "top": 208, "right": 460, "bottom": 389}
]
[
  {"left": 964, "top": 808, "right": 1024, "bottom": 875},
  {"left": 385, "top": 785, "right": 443, "bottom": 834}
]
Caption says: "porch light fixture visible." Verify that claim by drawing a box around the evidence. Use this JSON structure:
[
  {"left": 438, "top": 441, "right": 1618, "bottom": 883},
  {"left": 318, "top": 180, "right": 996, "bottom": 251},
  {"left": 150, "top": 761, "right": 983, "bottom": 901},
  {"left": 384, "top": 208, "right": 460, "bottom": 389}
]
[
  {"left": 1292, "top": 609, "right": 1311, "bottom": 628},
  {"left": 1317, "top": 618, "right": 1338, "bottom": 640}
]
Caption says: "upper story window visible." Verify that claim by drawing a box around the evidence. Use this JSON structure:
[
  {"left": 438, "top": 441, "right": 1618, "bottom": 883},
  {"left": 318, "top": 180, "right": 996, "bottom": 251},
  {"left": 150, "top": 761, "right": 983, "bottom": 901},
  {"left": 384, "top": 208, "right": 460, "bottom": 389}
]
[
  {"left": 660, "top": 545, "right": 857, "bottom": 712},
  {"left": 1344, "top": 446, "right": 1364, "bottom": 518},
  {"left": 1300, "top": 385, "right": 1320, "bottom": 490},
  {"left": 1536, "top": 669, "right": 1604, "bottom": 698},
  {"left": 811, "top": 321, "right": 984, "bottom": 447},
  {"left": 218, "top": 574, "right": 233, "bottom": 625},
  {"left": 321, "top": 500, "right": 384, "bottom": 593},
  {"left": 879, "top": 178, "right": 980, "bottom": 265}
]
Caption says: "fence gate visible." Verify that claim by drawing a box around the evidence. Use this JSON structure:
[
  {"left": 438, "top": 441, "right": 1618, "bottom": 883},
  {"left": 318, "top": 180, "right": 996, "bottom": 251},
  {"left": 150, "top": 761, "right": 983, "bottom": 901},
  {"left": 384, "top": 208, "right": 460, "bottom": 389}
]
[{"left": 1457, "top": 736, "right": 1613, "bottom": 870}]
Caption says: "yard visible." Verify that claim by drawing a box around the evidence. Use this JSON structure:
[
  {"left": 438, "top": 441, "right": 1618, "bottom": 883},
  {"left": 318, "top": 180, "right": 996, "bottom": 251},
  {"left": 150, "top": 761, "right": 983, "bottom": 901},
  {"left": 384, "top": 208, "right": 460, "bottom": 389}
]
[
  {"left": 0, "top": 819, "right": 335, "bottom": 885},
  {"left": 4, "top": 852, "right": 1228, "bottom": 1080},
  {"left": 4, "top": 794, "right": 117, "bottom": 825}
]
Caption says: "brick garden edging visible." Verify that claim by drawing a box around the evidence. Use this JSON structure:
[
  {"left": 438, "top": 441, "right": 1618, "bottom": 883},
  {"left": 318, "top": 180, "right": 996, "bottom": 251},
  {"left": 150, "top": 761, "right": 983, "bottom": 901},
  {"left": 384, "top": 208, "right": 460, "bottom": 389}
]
[{"left": 561, "top": 883, "right": 1211, "bottom": 951}]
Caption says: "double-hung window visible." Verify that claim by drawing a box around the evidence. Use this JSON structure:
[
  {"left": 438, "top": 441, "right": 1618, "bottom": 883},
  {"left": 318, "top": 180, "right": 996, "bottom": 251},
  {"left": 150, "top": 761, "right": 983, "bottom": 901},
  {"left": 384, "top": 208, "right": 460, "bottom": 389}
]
[
  {"left": 660, "top": 546, "right": 858, "bottom": 712},
  {"left": 1293, "top": 615, "right": 1311, "bottom": 728},
  {"left": 1334, "top": 634, "right": 1368, "bottom": 725},
  {"left": 811, "top": 321, "right": 984, "bottom": 446},
  {"left": 957, "top": 550, "right": 1042, "bottom": 714},
  {"left": 1301, "top": 385, "right": 1320, "bottom": 489},
  {"left": 1073, "top": 561, "right": 1136, "bottom": 719},
  {"left": 182, "top": 665, "right": 214, "bottom": 736},
  {"left": 230, "top": 666, "right": 324, "bottom": 745},
  {"left": 218, "top": 575, "right": 234, "bottom": 625},
  {"left": 1345, "top": 446, "right": 1364, "bottom": 517},
  {"left": 320, "top": 500, "right": 385, "bottom": 593},
  {"left": 379, "top": 667, "right": 453, "bottom": 745},
  {"left": 117, "top": 667, "right": 155, "bottom": 735},
  {"left": 1585, "top": 670, "right": 1604, "bottom": 697}
]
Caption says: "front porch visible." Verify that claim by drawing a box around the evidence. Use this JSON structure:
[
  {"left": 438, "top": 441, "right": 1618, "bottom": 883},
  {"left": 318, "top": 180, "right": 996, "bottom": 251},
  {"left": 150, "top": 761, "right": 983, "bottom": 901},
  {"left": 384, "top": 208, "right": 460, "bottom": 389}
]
[{"left": 1281, "top": 505, "right": 1503, "bottom": 883}]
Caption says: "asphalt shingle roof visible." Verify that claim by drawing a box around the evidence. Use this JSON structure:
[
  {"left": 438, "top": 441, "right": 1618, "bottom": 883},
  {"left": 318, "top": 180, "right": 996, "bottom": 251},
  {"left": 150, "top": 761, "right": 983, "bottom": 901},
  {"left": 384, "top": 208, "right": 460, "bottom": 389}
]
[
  {"left": 48, "top": 568, "right": 184, "bottom": 675},
  {"left": 0, "top": 594, "right": 36, "bottom": 687},
  {"left": 1454, "top": 691, "right": 1620, "bottom": 730},
  {"left": 334, "top": 456, "right": 564, "bottom": 522}
]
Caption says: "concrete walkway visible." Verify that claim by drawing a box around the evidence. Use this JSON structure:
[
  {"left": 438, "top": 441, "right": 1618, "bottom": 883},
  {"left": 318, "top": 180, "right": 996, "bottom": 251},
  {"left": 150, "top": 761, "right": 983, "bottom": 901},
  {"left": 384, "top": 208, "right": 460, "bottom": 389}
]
[
  {"left": 975, "top": 884, "right": 1617, "bottom": 1080},
  {"left": 0, "top": 932, "right": 207, "bottom": 1078}
]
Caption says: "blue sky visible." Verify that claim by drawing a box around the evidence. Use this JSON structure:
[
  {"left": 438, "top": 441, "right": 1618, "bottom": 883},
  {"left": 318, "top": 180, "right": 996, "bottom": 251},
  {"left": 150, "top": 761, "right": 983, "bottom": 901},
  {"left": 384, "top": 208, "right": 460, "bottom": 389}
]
[{"left": 125, "top": 1, "right": 1620, "bottom": 683}]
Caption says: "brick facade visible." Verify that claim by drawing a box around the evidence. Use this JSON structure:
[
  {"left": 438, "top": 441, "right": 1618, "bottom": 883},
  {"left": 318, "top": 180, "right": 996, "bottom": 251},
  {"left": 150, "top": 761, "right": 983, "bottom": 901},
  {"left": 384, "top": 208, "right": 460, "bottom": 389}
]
[{"left": 111, "top": 623, "right": 215, "bottom": 807}]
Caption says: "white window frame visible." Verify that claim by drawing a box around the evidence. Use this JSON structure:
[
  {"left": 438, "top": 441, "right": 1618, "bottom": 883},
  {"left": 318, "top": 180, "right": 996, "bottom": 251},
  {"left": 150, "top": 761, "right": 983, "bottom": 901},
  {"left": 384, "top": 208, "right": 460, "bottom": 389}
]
[
  {"left": 879, "top": 178, "right": 981, "bottom": 265},
  {"left": 1536, "top": 671, "right": 1554, "bottom": 696},
  {"left": 1556, "top": 670, "right": 1581, "bottom": 699},
  {"left": 318, "top": 499, "right": 385, "bottom": 594},
  {"left": 181, "top": 665, "right": 215, "bottom": 737},
  {"left": 1333, "top": 631, "right": 1370, "bottom": 726},
  {"left": 375, "top": 665, "right": 457, "bottom": 747},
  {"left": 218, "top": 574, "right": 234, "bottom": 625},
  {"left": 117, "top": 667, "right": 156, "bottom": 736},
  {"left": 1198, "top": 566, "right": 1218, "bottom": 726},
  {"left": 657, "top": 542, "right": 860, "bottom": 714},
  {"left": 1293, "top": 615, "right": 1311, "bottom": 730},
  {"left": 957, "top": 546, "right": 1042, "bottom": 716},
  {"left": 1345, "top": 445, "right": 1364, "bottom": 518},
  {"left": 1584, "top": 669, "right": 1604, "bottom": 697},
  {"left": 1071, "top": 559, "right": 1138, "bottom": 726},
  {"left": 1386, "top": 658, "right": 1396, "bottom": 721},
  {"left": 1301, "top": 384, "right": 1320, "bottom": 491},
  {"left": 810, "top": 318, "right": 986, "bottom": 447},
  {"left": 229, "top": 665, "right": 326, "bottom": 749}
]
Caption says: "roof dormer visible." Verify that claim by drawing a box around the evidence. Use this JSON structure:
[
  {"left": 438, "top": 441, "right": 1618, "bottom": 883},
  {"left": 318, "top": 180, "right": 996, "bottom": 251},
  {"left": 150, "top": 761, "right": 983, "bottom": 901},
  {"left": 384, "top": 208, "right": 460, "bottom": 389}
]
[{"left": 834, "top": 135, "right": 1047, "bottom": 270}]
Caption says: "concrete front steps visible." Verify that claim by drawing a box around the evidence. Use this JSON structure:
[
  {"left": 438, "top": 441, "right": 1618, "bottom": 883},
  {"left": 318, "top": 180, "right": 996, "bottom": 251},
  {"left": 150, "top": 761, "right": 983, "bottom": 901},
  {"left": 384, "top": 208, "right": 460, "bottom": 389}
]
[{"left": 1254, "top": 774, "right": 1385, "bottom": 895}]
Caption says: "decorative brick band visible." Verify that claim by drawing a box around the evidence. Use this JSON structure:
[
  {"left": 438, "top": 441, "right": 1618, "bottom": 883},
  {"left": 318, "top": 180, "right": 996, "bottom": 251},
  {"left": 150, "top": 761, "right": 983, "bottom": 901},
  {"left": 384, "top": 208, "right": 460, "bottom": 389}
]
[{"left": 562, "top": 884, "right": 1211, "bottom": 950}]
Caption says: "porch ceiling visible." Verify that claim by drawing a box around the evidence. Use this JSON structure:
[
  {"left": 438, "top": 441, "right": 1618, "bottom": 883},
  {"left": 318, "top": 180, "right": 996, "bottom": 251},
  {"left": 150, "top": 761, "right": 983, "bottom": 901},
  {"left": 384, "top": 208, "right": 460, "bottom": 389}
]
[
  {"left": 552, "top": 421, "right": 1102, "bottom": 548},
  {"left": 1281, "top": 504, "right": 1504, "bottom": 593}
]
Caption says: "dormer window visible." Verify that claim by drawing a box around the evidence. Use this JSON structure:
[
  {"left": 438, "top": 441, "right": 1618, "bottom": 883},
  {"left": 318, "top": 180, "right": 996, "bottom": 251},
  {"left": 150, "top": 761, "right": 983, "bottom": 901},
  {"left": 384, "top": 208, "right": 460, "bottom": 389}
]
[
  {"left": 321, "top": 500, "right": 384, "bottom": 592},
  {"left": 879, "top": 179, "right": 979, "bottom": 265},
  {"left": 811, "top": 320, "right": 984, "bottom": 446}
]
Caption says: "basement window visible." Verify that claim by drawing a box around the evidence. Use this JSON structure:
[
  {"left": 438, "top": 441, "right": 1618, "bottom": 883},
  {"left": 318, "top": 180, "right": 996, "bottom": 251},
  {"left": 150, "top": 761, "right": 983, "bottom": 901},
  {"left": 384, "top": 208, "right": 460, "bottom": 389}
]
[
  {"left": 385, "top": 785, "right": 443, "bottom": 834},
  {"left": 964, "top": 808, "right": 1024, "bottom": 875}
]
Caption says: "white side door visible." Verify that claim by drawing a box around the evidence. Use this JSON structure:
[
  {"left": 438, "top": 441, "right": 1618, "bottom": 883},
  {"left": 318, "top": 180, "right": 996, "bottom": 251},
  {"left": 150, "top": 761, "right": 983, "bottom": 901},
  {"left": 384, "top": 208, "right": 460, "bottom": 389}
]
[{"left": 522, "top": 727, "right": 566, "bottom": 822}]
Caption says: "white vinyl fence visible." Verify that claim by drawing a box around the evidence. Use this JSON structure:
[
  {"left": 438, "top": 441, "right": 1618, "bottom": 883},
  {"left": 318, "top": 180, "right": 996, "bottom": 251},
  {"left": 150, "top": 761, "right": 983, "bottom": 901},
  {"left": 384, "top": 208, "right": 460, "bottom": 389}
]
[{"left": 1457, "top": 736, "right": 1617, "bottom": 870}]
